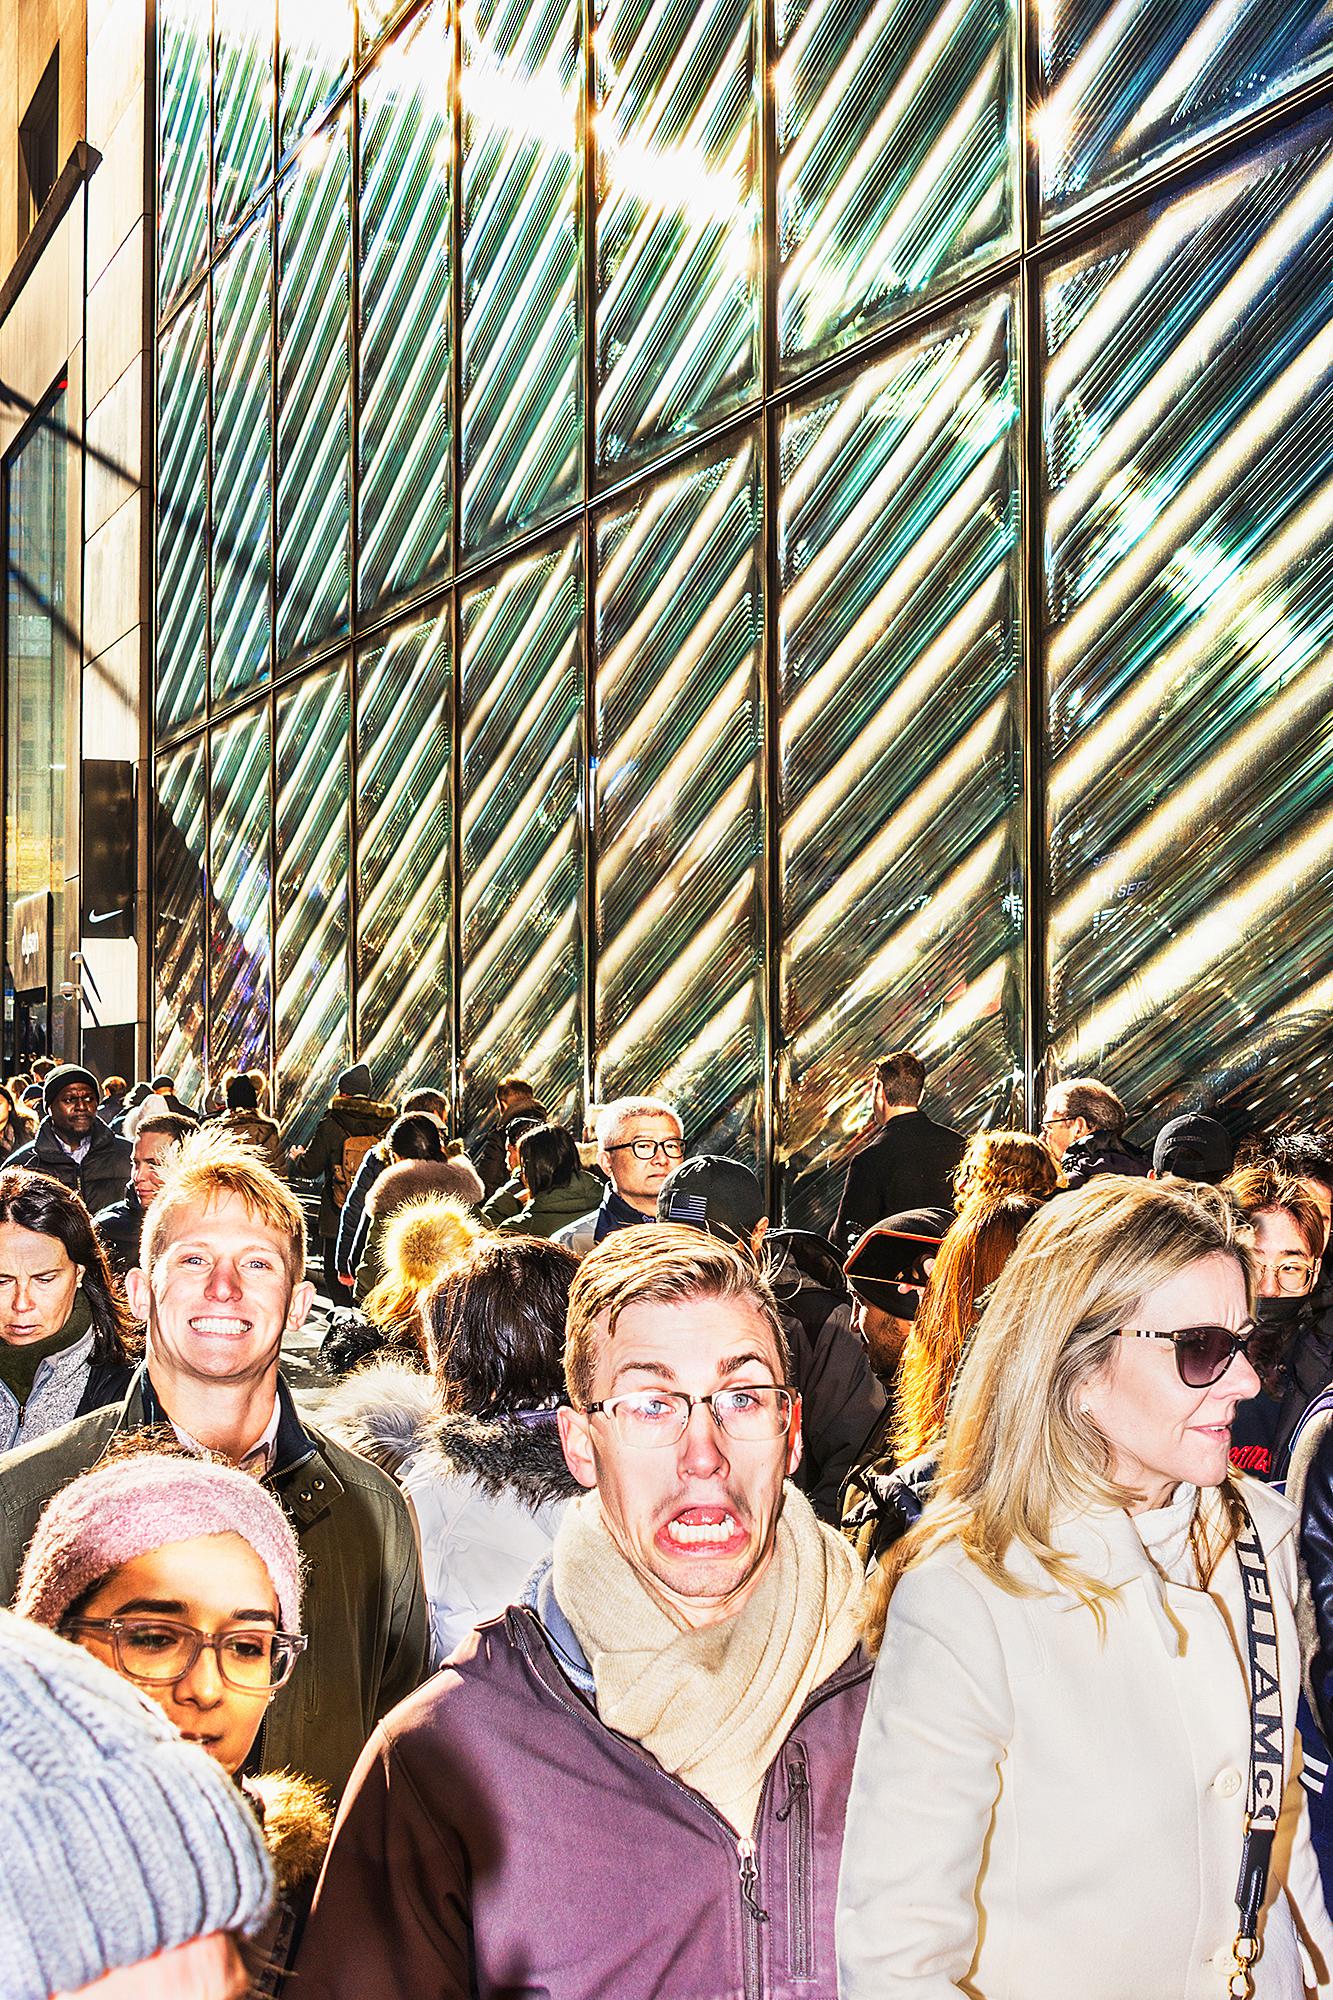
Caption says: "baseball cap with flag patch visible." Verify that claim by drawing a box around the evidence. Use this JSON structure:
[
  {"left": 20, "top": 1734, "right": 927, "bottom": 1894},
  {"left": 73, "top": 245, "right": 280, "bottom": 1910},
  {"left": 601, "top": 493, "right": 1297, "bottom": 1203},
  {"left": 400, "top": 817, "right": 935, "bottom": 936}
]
[{"left": 656, "top": 1156, "right": 766, "bottom": 1244}]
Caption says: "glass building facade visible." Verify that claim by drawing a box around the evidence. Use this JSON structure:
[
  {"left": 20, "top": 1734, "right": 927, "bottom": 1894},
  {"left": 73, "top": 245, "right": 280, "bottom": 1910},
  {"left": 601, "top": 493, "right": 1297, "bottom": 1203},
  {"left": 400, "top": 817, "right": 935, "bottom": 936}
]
[{"left": 153, "top": 0, "right": 1333, "bottom": 1227}]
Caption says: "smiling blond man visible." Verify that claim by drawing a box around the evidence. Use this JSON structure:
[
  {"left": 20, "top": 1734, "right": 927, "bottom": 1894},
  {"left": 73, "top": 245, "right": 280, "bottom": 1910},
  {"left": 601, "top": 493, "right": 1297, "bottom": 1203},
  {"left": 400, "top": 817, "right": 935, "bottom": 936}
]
[{"left": 297, "top": 1227, "right": 871, "bottom": 2000}]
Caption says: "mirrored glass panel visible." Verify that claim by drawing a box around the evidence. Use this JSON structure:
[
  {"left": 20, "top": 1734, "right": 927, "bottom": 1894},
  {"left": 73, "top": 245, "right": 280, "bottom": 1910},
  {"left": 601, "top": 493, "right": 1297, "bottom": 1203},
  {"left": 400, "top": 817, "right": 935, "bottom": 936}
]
[
  {"left": 278, "top": 0, "right": 352, "bottom": 156},
  {"left": 211, "top": 204, "right": 272, "bottom": 703},
  {"left": 1037, "top": 0, "right": 1333, "bottom": 217},
  {"left": 780, "top": 296, "right": 1023, "bottom": 1232},
  {"left": 277, "top": 665, "right": 349, "bottom": 1142},
  {"left": 593, "top": 0, "right": 760, "bottom": 474},
  {"left": 154, "top": 744, "right": 207, "bottom": 1104},
  {"left": 1044, "top": 123, "right": 1333, "bottom": 1131},
  {"left": 215, "top": 0, "right": 275, "bottom": 238},
  {"left": 460, "top": 535, "right": 583, "bottom": 1130},
  {"left": 356, "top": 610, "right": 451, "bottom": 1098},
  {"left": 358, "top": 5, "right": 452, "bottom": 616},
  {"left": 156, "top": 298, "right": 208, "bottom": 736},
  {"left": 776, "top": 0, "right": 1017, "bottom": 373},
  {"left": 159, "top": 0, "right": 210, "bottom": 311},
  {"left": 209, "top": 708, "right": 271, "bottom": 1077},
  {"left": 595, "top": 438, "right": 764, "bottom": 1164},
  {"left": 460, "top": 0, "right": 583, "bottom": 555},
  {"left": 277, "top": 114, "right": 351, "bottom": 663}
]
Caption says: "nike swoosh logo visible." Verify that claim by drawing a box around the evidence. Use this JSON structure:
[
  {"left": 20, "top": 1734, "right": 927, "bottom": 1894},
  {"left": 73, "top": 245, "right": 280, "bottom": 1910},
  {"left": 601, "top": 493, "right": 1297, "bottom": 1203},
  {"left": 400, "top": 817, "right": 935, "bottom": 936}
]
[{"left": 86, "top": 909, "right": 123, "bottom": 923}]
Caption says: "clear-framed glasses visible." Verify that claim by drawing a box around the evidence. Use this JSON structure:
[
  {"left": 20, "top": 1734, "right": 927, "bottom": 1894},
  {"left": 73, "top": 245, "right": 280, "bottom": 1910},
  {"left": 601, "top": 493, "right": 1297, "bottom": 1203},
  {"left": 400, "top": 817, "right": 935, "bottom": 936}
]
[
  {"left": 1118, "top": 1319, "right": 1276, "bottom": 1388},
  {"left": 65, "top": 1616, "right": 307, "bottom": 1690},
  {"left": 1251, "top": 1254, "right": 1318, "bottom": 1296},
  {"left": 586, "top": 1385, "right": 796, "bottom": 1447},
  {"left": 603, "top": 1137, "right": 685, "bottom": 1161}
]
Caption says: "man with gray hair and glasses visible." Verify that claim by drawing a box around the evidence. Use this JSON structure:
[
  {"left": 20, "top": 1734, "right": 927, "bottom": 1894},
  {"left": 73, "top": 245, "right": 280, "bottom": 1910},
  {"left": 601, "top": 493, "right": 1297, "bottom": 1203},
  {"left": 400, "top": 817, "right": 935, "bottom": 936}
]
[
  {"left": 555, "top": 1094, "right": 685, "bottom": 1255},
  {"left": 296, "top": 1226, "right": 871, "bottom": 2000}
]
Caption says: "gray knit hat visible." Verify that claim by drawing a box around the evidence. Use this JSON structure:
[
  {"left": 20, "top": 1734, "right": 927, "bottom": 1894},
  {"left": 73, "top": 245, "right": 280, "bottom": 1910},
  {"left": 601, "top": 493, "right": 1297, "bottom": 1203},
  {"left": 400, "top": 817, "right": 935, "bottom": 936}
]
[{"left": 0, "top": 1609, "right": 274, "bottom": 1999}]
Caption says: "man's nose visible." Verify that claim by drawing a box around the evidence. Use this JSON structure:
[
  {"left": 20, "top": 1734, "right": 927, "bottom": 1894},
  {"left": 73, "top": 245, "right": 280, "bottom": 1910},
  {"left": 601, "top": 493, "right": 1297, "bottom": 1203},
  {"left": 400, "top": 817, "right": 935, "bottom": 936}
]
[
  {"left": 204, "top": 1256, "right": 242, "bottom": 1299},
  {"left": 677, "top": 1399, "right": 728, "bottom": 1475}
]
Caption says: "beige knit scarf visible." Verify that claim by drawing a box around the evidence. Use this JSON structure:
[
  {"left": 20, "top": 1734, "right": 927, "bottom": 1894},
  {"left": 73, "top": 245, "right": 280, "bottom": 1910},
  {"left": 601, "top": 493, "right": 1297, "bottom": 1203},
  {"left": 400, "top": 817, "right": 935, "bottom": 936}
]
[{"left": 553, "top": 1486, "right": 864, "bottom": 1835}]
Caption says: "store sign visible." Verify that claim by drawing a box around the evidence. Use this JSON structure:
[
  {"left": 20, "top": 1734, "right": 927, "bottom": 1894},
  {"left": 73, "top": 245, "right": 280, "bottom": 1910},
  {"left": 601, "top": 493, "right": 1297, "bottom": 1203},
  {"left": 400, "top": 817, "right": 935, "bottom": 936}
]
[{"left": 12, "top": 891, "right": 50, "bottom": 995}]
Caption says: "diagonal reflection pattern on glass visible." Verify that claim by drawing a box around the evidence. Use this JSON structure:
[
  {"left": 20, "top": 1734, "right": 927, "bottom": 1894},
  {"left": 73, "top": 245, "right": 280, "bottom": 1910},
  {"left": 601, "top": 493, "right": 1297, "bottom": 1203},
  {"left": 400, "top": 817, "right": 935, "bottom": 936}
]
[
  {"left": 277, "top": 665, "right": 350, "bottom": 1147},
  {"left": 779, "top": 295, "right": 1024, "bottom": 1232},
  {"left": 460, "top": 0, "right": 583, "bottom": 556},
  {"left": 1043, "top": 122, "right": 1333, "bottom": 1133},
  {"left": 209, "top": 709, "right": 272, "bottom": 1080},
  {"left": 356, "top": 610, "right": 451, "bottom": 1098},
  {"left": 776, "top": 0, "right": 1017, "bottom": 374},
  {"left": 154, "top": 745, "right": 208, "bottom": 1106},
  {"left": 156, "top": 296, "right": 208, "bottom": 736},
  {"left": 594, "top": 0, "right": 760, "bottom": 474},
  {"left": 212, "top": 205, "right": 273, "bottom": 703},
  {"left": 358, "top": 4, "right": 453, "bottom": 616},
  {"left": 460, "top": 536, "right": 584, "bottom": 1132},
  {"left": 277, "top": 113, "right": 352, "bottom": 663},
  {"left": 279, "top": 0, "right": 353, "bottom": 156},
  {"left": 595, "top": 437, "right": 765, "bottom": 1167},
  {"left": 1037, "top": 0, "right": 1333, "bottom": 218},
  {"left": 159, "top": 0, "right": 209, "bottom": 311},
  {"left": 215, "top": 0, "right": 275, "bottom": 238}
]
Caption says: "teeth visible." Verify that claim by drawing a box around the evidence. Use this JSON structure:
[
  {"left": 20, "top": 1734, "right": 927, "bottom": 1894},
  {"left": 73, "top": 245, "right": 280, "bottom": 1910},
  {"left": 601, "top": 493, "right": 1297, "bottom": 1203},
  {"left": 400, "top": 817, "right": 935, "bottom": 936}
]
[
  {"left": 191, "top": 1318, "right": 247, "bottom": 1334},
  {"left": 666, "top": 1517, "right": 738, "bottom": 1546}
]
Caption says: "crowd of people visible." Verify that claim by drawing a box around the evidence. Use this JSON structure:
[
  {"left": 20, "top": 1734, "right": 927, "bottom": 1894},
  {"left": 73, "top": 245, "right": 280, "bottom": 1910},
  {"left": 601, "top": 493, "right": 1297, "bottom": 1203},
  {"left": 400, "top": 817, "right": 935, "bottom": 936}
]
[{"left": 3, "top": 1045, "right": 1333, "bottom": 1995}]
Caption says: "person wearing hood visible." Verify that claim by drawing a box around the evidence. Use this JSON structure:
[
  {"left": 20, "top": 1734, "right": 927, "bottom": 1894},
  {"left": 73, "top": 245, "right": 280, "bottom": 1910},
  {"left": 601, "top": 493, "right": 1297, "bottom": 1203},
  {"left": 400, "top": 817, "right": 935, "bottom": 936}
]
[
  {"left": 396, "top": 1235, "right": 582, "bottom": 1662},
  {"left": 288, "top": 1064, "right": 395, "bottom": 1304},
  {"left": 495, "top": 1123, "right": 602, "bottom": 1242},
  {"left": 1223, "top": 1163, "right": 1327, "bottom": 1482},
  {"left": 5, "top": 1064, "right": 133, "bottom": 1217},
  {"left": 16, "top": 1449, "right": 333, "bottom": 1995},
  {"left": 353, "top": 1116, "right": 484, "bottom": 1305}
]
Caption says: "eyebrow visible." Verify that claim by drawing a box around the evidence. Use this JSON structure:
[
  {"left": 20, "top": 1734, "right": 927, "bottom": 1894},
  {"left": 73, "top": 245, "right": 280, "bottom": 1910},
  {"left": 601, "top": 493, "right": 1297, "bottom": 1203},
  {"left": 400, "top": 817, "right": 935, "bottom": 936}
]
[
  {"left": 609, "top": 1351, "right": 777, "bottom": 1388},
  {"left": 110, "top": 1598, "right": 277, "bottom": 1624}
]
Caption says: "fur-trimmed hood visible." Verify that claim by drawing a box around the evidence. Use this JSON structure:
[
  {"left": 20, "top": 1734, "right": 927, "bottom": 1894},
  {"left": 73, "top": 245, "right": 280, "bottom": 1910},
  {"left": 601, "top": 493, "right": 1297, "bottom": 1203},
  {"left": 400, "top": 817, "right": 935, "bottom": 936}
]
[
  {"left": 419, "top": 1407, "right": 583, "bottom": 1512},
  {"left": 243, "top": 1770, "right": 334, "bottom": 1895},
  {"left": 317, "top": 1358, "right": 435, "bottom": 1479},
  {"left": 330, "top": 1092, "right": 396, "bottom": 1122},
  {"left": 367, "top": 1156, "right": 485, "bottom": 1216}
]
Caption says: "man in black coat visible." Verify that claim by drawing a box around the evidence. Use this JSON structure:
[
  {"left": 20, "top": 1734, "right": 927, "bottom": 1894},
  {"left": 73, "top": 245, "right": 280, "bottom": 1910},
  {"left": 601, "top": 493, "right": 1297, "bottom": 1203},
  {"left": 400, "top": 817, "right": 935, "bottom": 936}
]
[
  {"left": 5, "top": 1064, "right": 132, "bottom": 1215},
  {"left": 831, "top": 1050, "right": 963, "bottom": 1253}
]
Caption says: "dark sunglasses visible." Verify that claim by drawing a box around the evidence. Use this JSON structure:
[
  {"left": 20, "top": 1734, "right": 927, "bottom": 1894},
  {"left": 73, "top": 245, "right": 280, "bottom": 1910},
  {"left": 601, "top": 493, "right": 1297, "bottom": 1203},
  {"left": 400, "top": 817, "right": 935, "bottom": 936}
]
[{"left": 1119, "top": 1317, "right": 1277, "bottom": 1388}]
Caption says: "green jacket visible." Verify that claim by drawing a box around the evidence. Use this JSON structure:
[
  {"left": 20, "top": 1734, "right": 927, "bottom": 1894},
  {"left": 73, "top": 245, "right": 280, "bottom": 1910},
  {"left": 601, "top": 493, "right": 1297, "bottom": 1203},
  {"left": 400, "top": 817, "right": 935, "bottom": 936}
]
[
  {"left": 0, "top": 1369, "right": 430, "bottom": 1801},
  {"left": 495, "top": 1169, "right": 605, "bottom": 1241}
]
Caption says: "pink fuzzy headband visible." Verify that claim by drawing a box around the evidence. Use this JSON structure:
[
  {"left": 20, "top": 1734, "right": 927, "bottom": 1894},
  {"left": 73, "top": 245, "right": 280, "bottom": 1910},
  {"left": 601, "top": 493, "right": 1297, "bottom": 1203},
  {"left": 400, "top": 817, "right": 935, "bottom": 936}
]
[{"left": 15, "top": 1452, "right": 303, "bottom": 1633}]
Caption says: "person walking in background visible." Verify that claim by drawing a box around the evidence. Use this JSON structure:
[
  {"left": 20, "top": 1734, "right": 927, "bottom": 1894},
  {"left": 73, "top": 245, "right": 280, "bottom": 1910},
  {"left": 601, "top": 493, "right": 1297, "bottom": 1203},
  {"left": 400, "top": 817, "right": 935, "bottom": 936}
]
[
  {"left": 353, "top": 1117, "right": 483, "bottom": 1302},
  {"left": 93, "top": 1109, "right": 195, "bottom": 1277},
  {"left": 0, "top": 1167, "right": 136, "bottom": 1453},
  {"left": 481, "top": 1112, "right": 556, "bottom": 1224},
  {"left": 1151, "top": 1112, "right": 1235, "bottom": 1184},
  {"left": 332, "top": 1086, "right": 451, "bottom": 1289},
  {"left": 288, "top": 1063, "right": 395, "bottom": 1304},
  {"left": 472, "top": 1074, "right": 551, "bottom": 1199},
  {"left": 495, "top": 1123, "right": 602, "bottom": 1240},
  {"left": 951, "top": 1129, "right": 1059, "bottom": 1209},
  {"left": 1224, "top": 1162, "right": 1327, "bottom": 1481},
  {"left": 0, "top": 1130, "right": 429, "bottom": 1800},
  {"left": 17, "top": 1449, "right": 332, "bottom": 1994},
  {"left": 5, "top": 1063, "right": 133, "bottom": 1215},
  {"left": 554, "top": 1094, "right": 684, "bottom": 1254},
  {"left": 216, "top": 1073, "right": 285, "bottom": 1176},
  {"left": 1040, "top": 1074, "right": 1148, "bottom": 1185},
  {"left": 832, "top": 1051, "right": 963, "bottom": 1253},
  {"left": 0, "top": 1081, "right": 36, "bottom": 1159},
  {"left": 837, "top": 1177, "right": 1331, "bottom": 1999},
  {"left": 98, "top": 1074, "right": 129, "bottom": 1126}
]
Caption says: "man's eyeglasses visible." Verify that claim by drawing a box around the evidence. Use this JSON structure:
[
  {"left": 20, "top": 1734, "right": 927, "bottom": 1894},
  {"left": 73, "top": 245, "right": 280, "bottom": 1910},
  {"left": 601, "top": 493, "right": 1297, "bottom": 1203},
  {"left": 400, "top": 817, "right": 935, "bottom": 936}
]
[
  {"left": 1251, "top": 1254, "right": 1318, "bottom": 1295},
  {"left": 1118, "top": 1319, "right": 1278, "bottom": 1388},
  {"left": 586, "top": 1385, "right": 795, "bottom": 1447},
  {"left": 65, "top": 1616, "right": 307, "bottom": 1690},
  {"left": 604, "top": 1137, "right": 685, "bottom": 1161}
]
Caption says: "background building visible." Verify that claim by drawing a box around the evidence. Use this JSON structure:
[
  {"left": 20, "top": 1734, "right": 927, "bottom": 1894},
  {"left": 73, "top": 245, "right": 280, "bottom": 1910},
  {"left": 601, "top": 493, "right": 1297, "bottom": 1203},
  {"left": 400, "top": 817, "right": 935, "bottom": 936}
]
[{"left": 4, "top": 0, "right": 1333, "bottom": 1229}]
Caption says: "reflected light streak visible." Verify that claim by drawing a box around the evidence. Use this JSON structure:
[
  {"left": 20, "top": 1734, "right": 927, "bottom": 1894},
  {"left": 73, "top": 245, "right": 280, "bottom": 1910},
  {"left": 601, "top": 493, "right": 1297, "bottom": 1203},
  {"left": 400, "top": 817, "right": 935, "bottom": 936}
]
[
  {"left": 465, "top": 905, "right": 579, "bottom": 1056},
  {"left": 1128, "top": 0, "right": 1247, "bottom": 140},
  {"left": 277, "top": 0, "right": 352, "bottom": 70},
  {"left": 464, "top": 832, "right": 572, "bottom": 986},
  {"left": 600, "top": 871, "right": 756, "bottom": 1069},
  {"left": 1034, "top": 0, "right": 1146, "bottom": 186},
  {"left": 599, "top": 660, "right": 754, "bottom": 892},
  {"left": 463, "top": 558, "right": 579, "bottom": 744}
]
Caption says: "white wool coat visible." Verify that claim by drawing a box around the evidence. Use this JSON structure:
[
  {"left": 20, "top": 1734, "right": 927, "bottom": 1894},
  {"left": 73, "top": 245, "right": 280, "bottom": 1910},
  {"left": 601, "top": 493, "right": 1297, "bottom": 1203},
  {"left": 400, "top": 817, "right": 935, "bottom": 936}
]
[{"left": 837, "top": 1477, "right": 1333, "bottom": 1998}]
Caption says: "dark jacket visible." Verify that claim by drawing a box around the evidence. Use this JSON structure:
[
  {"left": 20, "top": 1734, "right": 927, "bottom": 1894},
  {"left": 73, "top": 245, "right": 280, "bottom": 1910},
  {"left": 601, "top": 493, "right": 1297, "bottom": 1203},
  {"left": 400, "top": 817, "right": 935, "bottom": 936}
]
[
  {"left": 216, "top": 1108, "right": 285, "bottom": 1177},
  {"left": 494, "top": 1168, "right": 604, "bottom": 1241},
  {"left": 92, "top": 1185, "right": 145, "bottom": 1276},
  {"left": 292, "top": 1094, "right": 396, "bottom": 1239},
  {"left": 770, "top": 1245, "right": 884, "bottom": 1524},
  {"left": 480, "top": 1173, "right": 525, "bottom": 1226},
  {"left": 0, "top": 1369, "right": 430, "bottom": 1801},
  {"left": 6, "top": 1115, "right": 132, "bottom": 1217},
  {"left": 552, "top": 1182, "right": 649, "bottom": 1257},
  {"left": 295, "top": 1592, "right": 871, "bottom": 2000},
  {"left": 244, "top": 1769, "right": 334, "bottom": 1999},
  {"left": 1060, "top": 1127, "right": 1150, "bottom": 1189},
  {"left": 472, "top": 1096, "right": 550, "bottom": 1199},
  {"left": 840, "top": 1436, "right": 936, "bottom": 1571},
  {"left": 832, "top": 1110, "right": 964, "bottom": 1252},
  {"left": 333, "top": 1145, "right": 389, "bottom": 1280}
]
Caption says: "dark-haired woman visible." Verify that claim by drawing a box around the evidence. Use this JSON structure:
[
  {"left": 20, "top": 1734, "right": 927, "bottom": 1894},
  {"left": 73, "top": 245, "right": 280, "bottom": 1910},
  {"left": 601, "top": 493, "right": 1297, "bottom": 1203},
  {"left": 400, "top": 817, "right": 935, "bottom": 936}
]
[
  {"left": 352, "top": 1114, "right": 484, "bottom": 1305},
  {"left": 0, "top": 1166, "right": 135, "bottom": 1452},
  {"left": 496, "top": 1123, "right": 601, "bottom": 1241},
  {"left": 0, "top": 1083, "right": 34, "bottom": 1161},
  {"left": 401, "top": 1235, "right": 582, "bottom": 1661}
]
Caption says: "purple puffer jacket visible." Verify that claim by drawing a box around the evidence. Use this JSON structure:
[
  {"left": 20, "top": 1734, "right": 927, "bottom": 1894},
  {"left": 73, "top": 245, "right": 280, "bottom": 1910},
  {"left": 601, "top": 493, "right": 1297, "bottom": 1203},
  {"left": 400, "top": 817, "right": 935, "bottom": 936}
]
[{"left": 296, "top": 1603, "right": 872, "bottom": 2000}]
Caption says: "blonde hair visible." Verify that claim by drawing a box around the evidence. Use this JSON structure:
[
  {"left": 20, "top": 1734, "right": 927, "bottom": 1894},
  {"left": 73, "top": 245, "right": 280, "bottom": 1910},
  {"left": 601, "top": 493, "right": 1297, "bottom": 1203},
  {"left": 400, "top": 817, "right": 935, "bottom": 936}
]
[
  {"left": 363, "top": 1195, "right": 487, "bottom": 1350},
  {"left": 953, "top": 1130, "right": 1060, "bottom": 1209},
  {"left": 141, "top": 1128, "right": 306, "bottom": 1279},
  {"left": 564, "top": 1224, "right": 787, "bottom": 1408},
  {"left": 865, "top": 1176, "right": 1248, "bottom": 1651}
]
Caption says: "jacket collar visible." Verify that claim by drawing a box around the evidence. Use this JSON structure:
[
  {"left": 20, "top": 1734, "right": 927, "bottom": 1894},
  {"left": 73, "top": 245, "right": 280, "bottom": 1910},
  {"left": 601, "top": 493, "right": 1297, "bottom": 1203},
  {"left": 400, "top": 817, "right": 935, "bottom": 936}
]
[
  {"left": 598, "top": 1185, "right": 652, "bottom": 1232},
  {"left": 121, "top": 1365, "right": 335, "bottom": 1520}
]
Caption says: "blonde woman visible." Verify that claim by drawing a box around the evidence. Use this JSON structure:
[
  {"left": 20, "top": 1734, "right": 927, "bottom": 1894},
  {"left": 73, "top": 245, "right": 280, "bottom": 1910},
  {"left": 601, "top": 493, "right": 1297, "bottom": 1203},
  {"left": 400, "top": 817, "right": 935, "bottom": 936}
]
[{"left": 837, "top": 1176, "right": 1333, "bottom": 1999}]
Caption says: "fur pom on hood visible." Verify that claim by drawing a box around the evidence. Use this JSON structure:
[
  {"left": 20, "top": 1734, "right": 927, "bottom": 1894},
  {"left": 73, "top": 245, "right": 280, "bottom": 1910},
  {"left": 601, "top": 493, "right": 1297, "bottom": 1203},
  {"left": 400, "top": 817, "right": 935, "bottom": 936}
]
[
  {"left": 367, "top": 1157, "right": 484, "bottom": 1217},
  {"left": 317, "top": 1358, "right": 435, "bottom": 1479},
  {"left": 417, "top": 1406, "right": 583, "bottom": 1513},
  {"left": 243, "top": 1771, "right": 334, "bottom": 1895}
]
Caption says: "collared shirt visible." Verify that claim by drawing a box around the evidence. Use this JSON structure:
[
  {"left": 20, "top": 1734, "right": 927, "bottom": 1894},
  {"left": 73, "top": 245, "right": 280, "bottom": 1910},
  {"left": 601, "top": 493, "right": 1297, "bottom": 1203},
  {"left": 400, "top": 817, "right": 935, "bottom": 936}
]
[
  {"left": 54, "top": 1131, "right": 92, "bottom": 1163},
  {"left": 170, "top": 1394, "right": 282, "bottom": 1479}
]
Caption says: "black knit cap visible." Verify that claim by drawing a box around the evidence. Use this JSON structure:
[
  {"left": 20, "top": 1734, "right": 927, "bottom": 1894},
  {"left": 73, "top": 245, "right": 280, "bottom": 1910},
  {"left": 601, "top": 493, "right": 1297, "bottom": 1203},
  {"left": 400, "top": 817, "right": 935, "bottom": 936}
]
[{"left": 42, "top": 1064, "right": 99, "bottom": 1113}]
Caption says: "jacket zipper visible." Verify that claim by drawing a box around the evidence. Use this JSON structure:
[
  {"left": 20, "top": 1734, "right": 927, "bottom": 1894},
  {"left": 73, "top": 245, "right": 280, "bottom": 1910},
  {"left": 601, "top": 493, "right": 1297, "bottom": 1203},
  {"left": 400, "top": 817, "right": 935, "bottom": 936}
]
[
  {"left": 737, "top": 1834, "right": 768, "bottom": 2000},
  {"left": 776, "top": 1745, "right": 812, "bottom": 1978}
]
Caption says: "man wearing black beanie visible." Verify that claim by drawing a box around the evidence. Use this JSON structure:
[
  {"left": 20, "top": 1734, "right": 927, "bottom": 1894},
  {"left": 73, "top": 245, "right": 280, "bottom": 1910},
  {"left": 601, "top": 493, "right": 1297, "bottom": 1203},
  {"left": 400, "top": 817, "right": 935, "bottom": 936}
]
[{"left": 4, "top": 1064, "right": 132, "bottom": 1214}]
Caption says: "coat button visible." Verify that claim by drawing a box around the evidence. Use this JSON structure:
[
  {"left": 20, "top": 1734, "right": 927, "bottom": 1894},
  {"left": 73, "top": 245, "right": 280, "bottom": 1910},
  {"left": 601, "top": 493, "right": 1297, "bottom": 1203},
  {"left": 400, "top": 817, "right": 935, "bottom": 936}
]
[{"left": 1213, "top": 1768, "right": 1242, "bottom": 1798}]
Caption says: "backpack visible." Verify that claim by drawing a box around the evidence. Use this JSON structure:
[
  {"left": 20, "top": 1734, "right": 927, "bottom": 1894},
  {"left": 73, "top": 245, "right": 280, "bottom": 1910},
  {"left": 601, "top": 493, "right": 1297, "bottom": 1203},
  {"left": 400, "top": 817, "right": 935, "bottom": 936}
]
[{"left": 333, "top": 1132, "right": 378, "bottom": 1209}]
